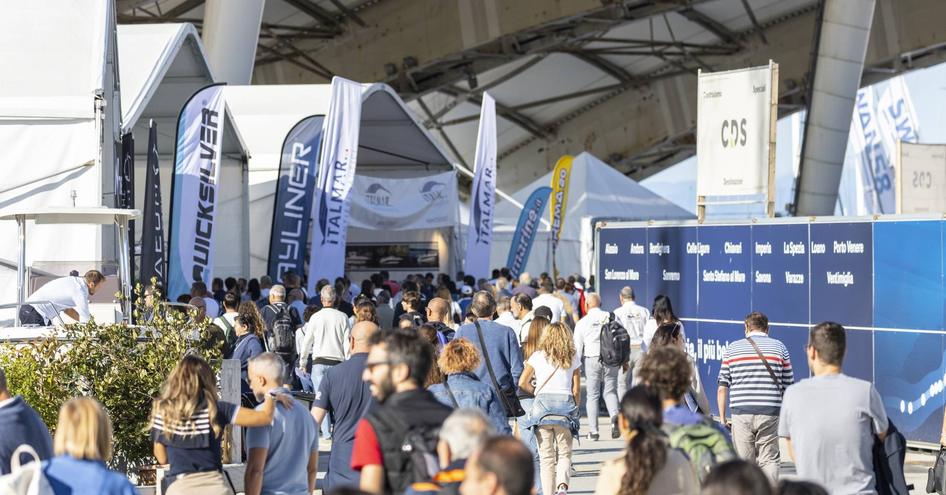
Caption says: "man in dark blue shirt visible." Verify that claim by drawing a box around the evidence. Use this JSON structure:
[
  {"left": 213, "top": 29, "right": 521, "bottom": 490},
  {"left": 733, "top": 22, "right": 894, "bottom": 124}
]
[
  {"left": 455, "top": 291, "right": 524, "bottom": 397},
  {"left": 311, "top": 320, "right": 378, "bottom": 492}
]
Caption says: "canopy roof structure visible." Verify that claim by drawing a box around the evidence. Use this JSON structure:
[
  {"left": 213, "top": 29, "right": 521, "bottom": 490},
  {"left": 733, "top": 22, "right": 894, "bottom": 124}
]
[{"left": 0, "top": 207, "right": 141, "bottom": 225}]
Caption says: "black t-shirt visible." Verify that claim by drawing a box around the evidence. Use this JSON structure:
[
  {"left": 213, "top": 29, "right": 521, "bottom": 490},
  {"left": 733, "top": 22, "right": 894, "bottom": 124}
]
[{"left": 150, "top": 400, "right": 238, "bottom": 476}]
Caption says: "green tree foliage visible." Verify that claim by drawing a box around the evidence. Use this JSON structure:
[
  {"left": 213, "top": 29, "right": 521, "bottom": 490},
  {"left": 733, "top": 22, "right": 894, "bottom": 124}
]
[{"left": 0, "top": 283, "right": 222, "bottom": 472}]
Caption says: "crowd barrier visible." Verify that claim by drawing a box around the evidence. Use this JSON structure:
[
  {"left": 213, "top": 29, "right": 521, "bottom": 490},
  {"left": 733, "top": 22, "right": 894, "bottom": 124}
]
[{"left": 596, "top": 215, "right": 946, "bottom": 444}]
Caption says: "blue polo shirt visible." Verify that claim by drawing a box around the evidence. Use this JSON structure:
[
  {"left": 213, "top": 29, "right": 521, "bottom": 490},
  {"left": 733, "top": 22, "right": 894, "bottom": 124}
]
[
  {"left": 245, "top": 387, "right": 318, "bottom": 495},
  {"left": 312, "top": 353, "right": 374, "bottom": 491}
]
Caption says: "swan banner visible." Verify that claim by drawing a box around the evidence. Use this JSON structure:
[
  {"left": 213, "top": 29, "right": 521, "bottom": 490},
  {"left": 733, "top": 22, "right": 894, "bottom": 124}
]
[
  {"left": 348, "top": 172, "right": 458, "bottom": 230},
  {"left": 307, "top": 77, "right": 363, "bottom": 291},
  {"left": 464, "top": 92, "right": 497, "bottom": 280}
]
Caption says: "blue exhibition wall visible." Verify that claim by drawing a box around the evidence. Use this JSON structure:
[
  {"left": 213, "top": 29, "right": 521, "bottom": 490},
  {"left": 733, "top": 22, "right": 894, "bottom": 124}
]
[{"left": 596, "top": 217, "right": 946, "bottom": 443}]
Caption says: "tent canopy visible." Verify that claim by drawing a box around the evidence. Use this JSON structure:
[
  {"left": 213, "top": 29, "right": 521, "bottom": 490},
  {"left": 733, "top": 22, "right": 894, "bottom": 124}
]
[
  {"left": 117, "top": 23, "right": 246, "bottom": 155},
  {"left": 493, "top": 152, "right": 694, "bottom": 239},
  {"left": 472, "top": 152, "right": 693, "bottom": 277}
]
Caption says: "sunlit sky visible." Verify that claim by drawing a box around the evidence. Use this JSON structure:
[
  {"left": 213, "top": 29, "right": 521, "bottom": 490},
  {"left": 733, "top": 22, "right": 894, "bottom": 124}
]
[{"left": 641, "top": 62, "right": 946, "bottom": 217}]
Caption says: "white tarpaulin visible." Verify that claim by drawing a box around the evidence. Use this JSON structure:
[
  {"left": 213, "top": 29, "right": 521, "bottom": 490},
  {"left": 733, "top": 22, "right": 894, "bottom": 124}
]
[
  {"left": 898, "top": 142, "right": 946, "bottom": 214},
  {"left": 697, "top": 64, "right": 774, "bottom": 197},
  {"left": 349, "top": 171, "right": 457, "bottom": 231}
]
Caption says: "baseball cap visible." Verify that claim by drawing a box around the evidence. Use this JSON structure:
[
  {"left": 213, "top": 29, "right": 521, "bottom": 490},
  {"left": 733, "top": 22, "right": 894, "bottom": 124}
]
[
  {"left": 461, "top": 285, "right": 473, "bottom": 296},
  {"left": 534, "top": 306, "right": 553, "bottom": 320}
]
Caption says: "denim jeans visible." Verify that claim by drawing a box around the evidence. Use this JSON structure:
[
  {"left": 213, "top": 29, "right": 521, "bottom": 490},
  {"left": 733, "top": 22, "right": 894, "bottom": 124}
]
[
  {"left": 516, "top": 397, "right": 542, "bottom": 495},
  {"left": 311, "top": 363, "right": 335, "bottom": 438},
  {"left": 583, "top": 357, "right": 619, "bottom": 434}
]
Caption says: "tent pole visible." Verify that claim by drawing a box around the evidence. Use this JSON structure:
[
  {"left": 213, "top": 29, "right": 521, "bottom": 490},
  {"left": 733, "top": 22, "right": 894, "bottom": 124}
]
[{"left": 15, "top": 215, "right": 25, "bottom": 327}]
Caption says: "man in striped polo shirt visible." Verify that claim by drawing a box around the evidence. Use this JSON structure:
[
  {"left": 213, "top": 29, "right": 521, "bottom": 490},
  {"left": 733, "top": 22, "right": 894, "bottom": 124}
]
[{"left": 717, "top": 312, "right": 793, "bottom": 480}]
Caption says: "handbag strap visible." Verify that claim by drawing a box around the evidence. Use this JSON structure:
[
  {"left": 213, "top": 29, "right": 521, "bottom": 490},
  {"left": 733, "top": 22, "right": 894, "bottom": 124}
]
[
  {"left": 746, "top": 336, "right": 783, "bottom": 393},
  {"left": 474, "top": 320, "right": 513, "bottom": 410},
  {"left": 533, "top": 366, "right": 560, "bottom": 396},
  {"left": 442, "top": 378, "right": 460, "bottom": 408}
]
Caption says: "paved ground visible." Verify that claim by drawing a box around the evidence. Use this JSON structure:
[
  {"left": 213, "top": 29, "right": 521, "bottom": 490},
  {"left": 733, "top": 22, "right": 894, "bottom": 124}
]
[{"left": 313, "top": 414, "right": 937, "bottom": 494}]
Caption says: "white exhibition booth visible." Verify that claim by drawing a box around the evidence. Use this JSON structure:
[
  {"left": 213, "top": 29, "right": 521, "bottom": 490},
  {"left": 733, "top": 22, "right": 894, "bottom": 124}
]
[
  {"left": 0, "top": 1, "right": 123, "bottom": 310},
  {"left": 478, "top": 152, "right": 694, "bottom": 278},
  {"left": 224, "top": 84, "right": 459, "bottom": 280}
]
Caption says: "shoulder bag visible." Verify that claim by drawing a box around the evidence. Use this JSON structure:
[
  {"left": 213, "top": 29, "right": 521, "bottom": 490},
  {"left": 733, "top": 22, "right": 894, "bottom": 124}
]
[
  {"left": 474, "top": 320, "right": 525, "bottom": 417},
  {"left": 746, "top": 337, "right": 783, "bottom": 395}
]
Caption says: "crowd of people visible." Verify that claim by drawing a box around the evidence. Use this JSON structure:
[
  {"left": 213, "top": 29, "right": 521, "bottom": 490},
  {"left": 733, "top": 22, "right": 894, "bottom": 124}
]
[{"left": 0, "top": 267, "right": 907, "bottom": 495}]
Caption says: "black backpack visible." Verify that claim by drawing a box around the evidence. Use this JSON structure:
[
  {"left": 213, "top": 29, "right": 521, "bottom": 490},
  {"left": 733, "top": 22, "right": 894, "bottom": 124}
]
[
  {"left": 265, "top": 304, "right": 297, "bottom": 358},
  {"left": 599, "top": 312, "right": 631, "bottom": 367},
  {"left": 370, "top": 412, "right": 441, "bottom": 494}
]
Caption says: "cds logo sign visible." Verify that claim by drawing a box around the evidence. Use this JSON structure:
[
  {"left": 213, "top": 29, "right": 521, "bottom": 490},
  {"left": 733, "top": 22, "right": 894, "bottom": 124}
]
[
  {"left": 420, "top": 181, "right": 447, "bottom": 203},
  {"left": 721, "top": 118, "right": 748, "bottom": 148},
  {"left": 364, "top": 183, "right": 392, "bottom": 206}
]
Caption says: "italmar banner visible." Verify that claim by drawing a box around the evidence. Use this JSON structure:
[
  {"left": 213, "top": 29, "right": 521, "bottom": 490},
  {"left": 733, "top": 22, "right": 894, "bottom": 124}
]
[
  {"left": 549, "top": 155, "right": 573, "bottom": 276},
  {"left": 268, "top": 115, "right": 324, "bottom": 282},
  {"left": 307, "top": 77, "right": 363, "bottom": 292},
  {"left": 506, "top": 186, "right": 551, "bottom": 278},
  {"left": 464, "top": 92, "right": 497, "bottom": 280},
  {"left": 140, "top": 121, "right": 166, "bottom": 290},
  {"left": 168, "top": 83, "right": 226, "bottom": 299},
  {"left": 348, "top": 171, "right": 458, "bottom": 231}
]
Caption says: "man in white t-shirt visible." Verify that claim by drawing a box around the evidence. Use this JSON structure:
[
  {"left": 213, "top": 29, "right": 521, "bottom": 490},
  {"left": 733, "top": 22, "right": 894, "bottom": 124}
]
[
  {"left": 21, "top": 270, "right": 106, "bottom": 326},
  {"left": 611, "top": 286, "right": 649, "bottom": 397},
  {"left": 572, "top": 293, "right": 619, "bottom": 440},
  {"left": 190, "top": 281, "right": 220, "bottom": 319},
  {"left": 532, "top": 281, "right": 564, "bottom": 323}
]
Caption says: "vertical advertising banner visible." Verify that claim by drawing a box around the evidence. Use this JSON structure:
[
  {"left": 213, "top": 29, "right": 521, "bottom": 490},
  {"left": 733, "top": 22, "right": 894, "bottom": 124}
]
[
  {"left": 140, "top": 121, "right": 166, "bottom": 290},
  {"left": 696, "top": 64, "right": 773, "bottom": 197},
  {"left": 119, "top": 132, "right": 136, "bottom": 283},
  {"left": 506, "top": 186, "right": 551, "bottom": 279},
  {"left": 268, "top": 115, "right": 324, "bottom": 282},
  {"left": 307, "top": 77, "right": 363, "bottom": 292},
  {"left": 549, "top": 155, "right": 573, "bottom": 277},
  {"left": 851, "top": 88, "right": 895, "bottom": 214},
  {"left": 168, "top": 84, "right": 226, "bottom": 299},
  {"left": 463, "top": 92, "right": 497, "bottom": 280}
]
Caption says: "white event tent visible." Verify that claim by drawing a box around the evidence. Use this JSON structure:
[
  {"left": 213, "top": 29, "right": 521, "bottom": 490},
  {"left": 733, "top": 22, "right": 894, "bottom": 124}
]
[
  {"left": 478, "top": 152, "right": 694, "bottom": 279},
  {"left": 0, "top": 1, "right": 123, "bottom": 309},
  {"left": 117, "top": 23, "right": 251, "bottom": 280},
  {"left": 223, "top": 84, "right": 459, "bottom": 279}
]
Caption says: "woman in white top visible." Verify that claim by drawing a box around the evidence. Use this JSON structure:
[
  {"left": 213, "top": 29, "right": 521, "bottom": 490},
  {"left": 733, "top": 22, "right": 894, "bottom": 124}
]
[
  {"left": 518, "top": 322, "right": 581, "bottom": 495},
  {"left": 594, "top": 385, "right": 699, "bottom": 495}
]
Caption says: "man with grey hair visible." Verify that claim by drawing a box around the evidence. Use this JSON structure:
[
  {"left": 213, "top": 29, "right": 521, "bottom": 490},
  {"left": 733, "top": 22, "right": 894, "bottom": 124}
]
[
  {"left": 299, "top": 283, "right": 352, "bottom": 439},
  {"left": 0, "top": 367, "right": 53, "bottom": 475},
  {"left": 406, "top": 409, "right": 495, "bottom": 495},
  {"left": 573, "top": 292, "right": 620, "bottom": 440},
  {"left": 612, "top": 286, "right": 649, "bottom": 397},
  {"left": 245, "top": 353, "right": 318, "bottom": 495},
  {"left": 261, "top": 284, "right": 303, "bottom": 380},
  {"left": 455, "top": 291, "right": 524, "bottom": 418}
]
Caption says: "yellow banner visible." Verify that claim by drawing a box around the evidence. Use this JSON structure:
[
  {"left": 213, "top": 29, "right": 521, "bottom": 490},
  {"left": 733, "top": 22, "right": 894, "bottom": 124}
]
[{"left": 549, "top": 155, "right": 573, "bottom": 276}]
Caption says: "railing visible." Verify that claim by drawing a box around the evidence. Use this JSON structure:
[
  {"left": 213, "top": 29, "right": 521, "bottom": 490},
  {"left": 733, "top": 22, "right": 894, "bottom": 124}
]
[{"left": 0, "top": 301, "right": 67, "bottom": 328}]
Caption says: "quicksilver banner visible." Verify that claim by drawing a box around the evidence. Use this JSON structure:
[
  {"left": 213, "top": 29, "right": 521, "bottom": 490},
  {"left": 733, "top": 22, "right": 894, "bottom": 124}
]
[
  {"left": 463, "top": 92, "right": 497, "bottom": 280},
  {"left": 167, "top": 84, "right": 226, "bottom": 299},
  {"left": 268, "top": 115, "right": 324, "bottom": 282},
  {"left": 506, "top": 186, "right": 551, "bottom": 279},
  {"left": 307, "top": 77, "right": 363, "bottom": 292}
]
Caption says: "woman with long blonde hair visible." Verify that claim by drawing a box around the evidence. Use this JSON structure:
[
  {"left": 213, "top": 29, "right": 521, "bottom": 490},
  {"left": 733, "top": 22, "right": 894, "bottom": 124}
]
[
  {"left": 519, "top": 321, "right": 582, "bottom": 495},
  {"left": 516, "top": 315, "right": 551, "bottom": 495},
  {"left": 41, "top": 397, "right": 137, "bottom": 495},
  {"left": 150, "top": 354, "right": 288, "bottom": 494}
]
